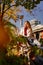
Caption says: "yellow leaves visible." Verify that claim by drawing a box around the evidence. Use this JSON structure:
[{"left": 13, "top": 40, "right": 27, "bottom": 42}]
[
  {"left": 3, "top": 13, "right": 10, "bottom": 21},
  {"left": 11, "top": 0, "right": 14, "bottom": 2},
  {"left": 5, "top": 9, "right": 13, "bottom": 16},
  {"left": 11, "top": 49, "right": 18, "bottom": 55},
  {"left": 4, "top": 5, "right": 8, "bottom": 11},
  {"left": 11, "top": 0, "right": 15, "bottom": 5},
  {"left": 4, "top": 7, "right": 19, "bottom": 21},
  {"left": 7, "top": 12, "right": 11, "bottom": 16},
  {"left": 11, "top": 15, "right": 18, "bottom": 21},
  {"left": 3, "top": 1, "right": 22, "bottom": 22}
]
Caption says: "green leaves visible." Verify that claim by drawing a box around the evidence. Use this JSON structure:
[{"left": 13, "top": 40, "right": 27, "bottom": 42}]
[
  {"left": 0, "top": 0, "right": 41, "bottom": 14},
  {"left": 2, "top": 0, "right": 11, "bottom": 5},
  {"left": 0, "top": 0, "right": 41, "bottom": 19},
  {"left": 15, "top": 0, "right": 41, "bottom": 10},
  {"left": 40, "top": 38, "right": 43, "bottom": 45},
  {"left": 5, "top": 55, "right": 28, "bottom": 65}
]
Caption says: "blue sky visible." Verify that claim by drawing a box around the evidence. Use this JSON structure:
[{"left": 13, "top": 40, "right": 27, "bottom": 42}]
[{"left": 10, "top": 1, "right": 43, "bottom": 28}]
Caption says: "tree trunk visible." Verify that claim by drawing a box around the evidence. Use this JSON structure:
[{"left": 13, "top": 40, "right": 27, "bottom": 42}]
[{"left": 0, "top": 14, "right": 10, "bottom": 49}]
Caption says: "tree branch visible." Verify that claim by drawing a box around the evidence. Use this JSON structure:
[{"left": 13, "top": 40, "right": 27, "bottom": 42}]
[
  {"left": 2, "top": 0, "right": 5, "bottom": 18},
  {"left": 4, "top": 4, "right": 16, "bottom": 14}
]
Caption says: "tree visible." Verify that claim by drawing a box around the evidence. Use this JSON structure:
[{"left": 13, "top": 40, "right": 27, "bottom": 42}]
[
  {"left": 15, "top": 0, "right": 41, "bottom": 9},
  {"left": 0, "top": 0, "right": 11, "bottom": 49},
  {"left": 0, "top": 0, "right": 20, "bottom": 49},
  {"left": 0, "top": 0, "right": 41, "bottom": 49}
]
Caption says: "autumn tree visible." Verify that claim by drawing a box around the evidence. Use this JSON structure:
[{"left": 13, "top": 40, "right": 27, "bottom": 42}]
[
  {"left": 0, "top": 0, "right": 12, "bottom": 49},
  {"left": 0, "top": 0, "right": 41, "bottom": 49}
]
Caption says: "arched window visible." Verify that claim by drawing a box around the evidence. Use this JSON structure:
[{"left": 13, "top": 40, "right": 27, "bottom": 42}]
[{"left": 36, "top": 32, "right": 39, "bottom": 40}]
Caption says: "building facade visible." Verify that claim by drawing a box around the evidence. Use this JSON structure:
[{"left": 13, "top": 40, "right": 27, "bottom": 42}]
[{"left": 30, "top": 19, "right": 43, "bottom": 40}]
